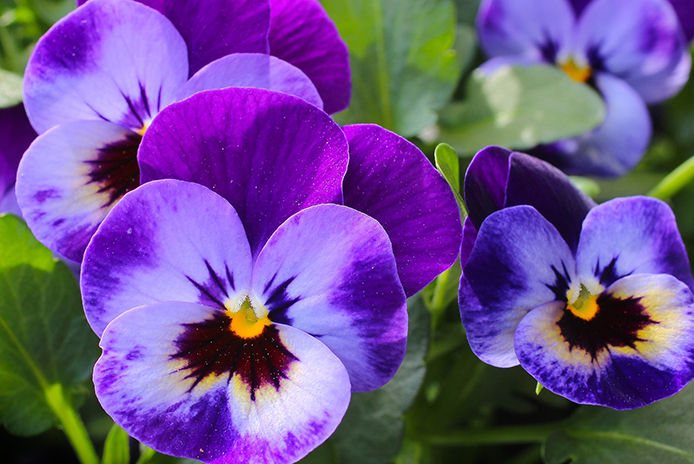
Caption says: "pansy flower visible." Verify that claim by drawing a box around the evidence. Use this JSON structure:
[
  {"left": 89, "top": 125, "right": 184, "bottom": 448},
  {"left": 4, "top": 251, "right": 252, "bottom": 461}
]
[
  {"left": 80, "top": 88, "right": 461, "bottom": 462},
  {"left": 17, "top": 0, "right": 349, "bottom": 261},
  {"left": 476, "top": 0, "right": 691, "bottom": 176},
  {"left": 459, "top": 146, "right": 694, "bottom": 409},
  {"left": 0, "top": 104, "right": 36, "bottom": 214}
]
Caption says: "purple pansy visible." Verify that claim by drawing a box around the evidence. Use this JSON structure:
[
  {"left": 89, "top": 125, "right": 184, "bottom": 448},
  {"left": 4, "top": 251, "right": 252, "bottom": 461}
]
[
  {"left": 0, "top": 104, "right": 36, "bottom": 215},
  {"left": 17, "top": 0, "right": 349, "bottom": 261},
  {"left": 477, "top": 0, "right": 691, "bottom": 177},
  {"left": 459, "top": 147, "right": 694, "bottom": 409}
]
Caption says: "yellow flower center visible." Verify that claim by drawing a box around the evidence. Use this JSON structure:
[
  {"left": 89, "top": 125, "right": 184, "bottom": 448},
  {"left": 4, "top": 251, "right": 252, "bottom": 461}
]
[
  {"left": 560, "top": 58, "right": 592, "bottom": 83},
  {"left": 566, "top": 284, "right": 600, "bottom": 321},
  {"left": 228, "top": 297, "right": 271, "bottom": 339}
]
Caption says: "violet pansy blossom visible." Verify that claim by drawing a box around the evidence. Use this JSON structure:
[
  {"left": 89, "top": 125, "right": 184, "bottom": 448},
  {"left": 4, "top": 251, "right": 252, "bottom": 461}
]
[
  {"left": 80, "top": 88, "right": 461, "bottom": 462},
  {"left": 17, "top": 0, "right": 349, "bottom": 261},
  {"left": 477, "top": 0, "right": 691, "bottom": 177},
  {"left": 459, "top": 146, "right": 694, "bottom": 409}
]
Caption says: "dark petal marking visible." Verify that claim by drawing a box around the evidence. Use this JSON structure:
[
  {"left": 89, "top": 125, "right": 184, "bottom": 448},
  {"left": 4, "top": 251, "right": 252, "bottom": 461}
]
[
  {"left": 172, "top": 312, "right": 298, "bottom": 401},
  {"left": 557, "top": 292, "right": 656, "bottom": 360},
  {"left": 264, "top": 275, "right": 301, "bottom": 325},
  {"left": 595, "top": 256, "right": 626, "bottom": 286},
  {"left": 85, "top": 131, "right": 142, "bottom": 207},
  {"left": 545, "top": 262, "right": 571, "bottom": 301},
  {"left": 185, "top": 261, "right": 236, "bottom": 309}
]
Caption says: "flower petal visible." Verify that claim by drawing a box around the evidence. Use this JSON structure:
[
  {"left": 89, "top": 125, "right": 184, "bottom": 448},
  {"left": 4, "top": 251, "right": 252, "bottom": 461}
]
[
  {"left": 95, "top": 301, "right": 350, "bottom": 463},
  {"left": 268, "top": 0, "right": 350, "bottom": 114},
  {"left": 460, "top": 206, "right": 576, "bottom": 367},
  {"left": 575, "top": 0, "right": 690, "bottom": 103},
  {"left": 476, "top": 0, "right": 575, "bottom": 61},
  {"left": 252, "top": 204, "right": 408, "bottom": 392},
  {"left": 0, "top": 104, "right": 36, "bottom": 196},
  {"left": 463, "top": 146, "right": 510, "bottom": 230},
  {"left": 342, "top": 124, "right": 462, "bottom": 296},
  {"left": 535, "top": 73, "right": 652, "bottom": 177},
  {"left": 16, "top": 120, "right": 142, "bottom": 261},
  {"left": 81, "top": 180, "right": 252, "bottom": 336},
  {"left": 515, "top": 274, "right": 694, "bottom": 409},
  {"left": 178, "top": 53, "right": 323, "bottom": 109},
  {"left": 139, "top": 88, "right": 348, "bottom": 257},
  {"left": 668, "top": 0, "right": 694, "bottom": 41},
  {"left": 25, "top": 0, "right": 188, "bottom": 133},
  {"left": 575, "top": 196, "right": 694, "bottom": 290}
]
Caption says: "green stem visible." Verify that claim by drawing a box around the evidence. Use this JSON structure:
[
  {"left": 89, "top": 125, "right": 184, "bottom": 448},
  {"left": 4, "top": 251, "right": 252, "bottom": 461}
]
[
  {"left": 648, "top": 156, "right": 694, "bottom": 200},
  {"left": 422, "top": 420, "right": 567, "bottom": 447},
  {"left": 45, "top": 384, "right": 99, "bottom": 464}
]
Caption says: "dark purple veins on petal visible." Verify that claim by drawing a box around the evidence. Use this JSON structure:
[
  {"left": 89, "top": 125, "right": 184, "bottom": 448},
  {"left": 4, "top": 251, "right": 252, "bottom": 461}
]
[
  {"left": 85, "top": 131, "right": 142, "bottom": 207},
  {"left": 185, "top": 260, "right": 236, "bottom": 309},
  {"left": 262, "top": 273, "right": 301, "bottom": 325},
  {"left": 557, "top": 293, "right": 657, "bottom": 360},
  {"left": 171, "top": 311, "right": 298, "bottom": 401}
]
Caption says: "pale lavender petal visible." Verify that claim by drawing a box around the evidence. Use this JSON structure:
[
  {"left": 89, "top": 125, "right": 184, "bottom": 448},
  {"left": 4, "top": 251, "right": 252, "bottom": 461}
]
[
  {"left": 25, "top": 0, "right": 188, "bottom": 134},
  {"left": 268, "top": 0, "right": 350, "bottom": 114},
  {"left": 0, "top": 104, "right": 36, "bottom": 197},
  {"left": 81, "top": 180, "right": 252, "bottom": 336},
  {"left": 576, "top": 196, "right": 694, "bottom": 290},
  {"left": 139, "top": 88, "right": 348, "bottom": 257},
  {"left": 252, "top": 204, "right": 408, "bottom": 392},
  {"left": 95, "top": 301, "right": 350, "bottom": 463},
  {"left": 476, "top": 55, "right": 543, "bottom": 75},
  {"left": 342, "top": 124, "right": 462, "bottom": 296},
  {"left": 460, "top": 206, "right": 575, "bottom": 368},
  {"left": 179, "top": 53, "right": 323, "bottom": 109}
]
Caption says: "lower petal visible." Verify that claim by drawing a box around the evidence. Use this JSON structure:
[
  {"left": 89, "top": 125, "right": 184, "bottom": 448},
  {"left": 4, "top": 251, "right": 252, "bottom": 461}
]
[{"left": 95, "top": 301, "right": 350, "bottom": 464}]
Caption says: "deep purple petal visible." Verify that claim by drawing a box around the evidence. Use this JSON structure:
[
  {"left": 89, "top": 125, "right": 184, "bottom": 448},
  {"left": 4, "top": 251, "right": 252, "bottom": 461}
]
[
  {"left": 668, "top": 0, "right": 694, "bottom": 41},
  {"left": 179, "top": 53, "right": 323, "bottom": 109},
  {"left": 535, "top": 73, "right": 652, "bottom": 177},
  {"left": 575, "top": 0, "right": 690, "bottom": 103},
  {"left": 268, "top": 0, "right": 351, "bottom": 114},
  {"left": 139, "top": 88, "right": 348, "bottom": 257},
  {"left": 476, "top": 0, "right": 575, "bottom": 61},
  {"left": 460, "top": 205, "right": 575, "bottom": 367},
  {"left": 252, "top": 204, "right": 408, "bottom": 392},
  {"left": 463, "top": 146, "right": 511, "bottom": 230},
  {"left": 342, "top": 124, "right": 462, "bottom": 296},
  {"left": 0, "top": 104, "right": 36, "bottom": 197},
  {"left": 16, "top": 120, "right": 142, "bottom": 261},
  {"left": 459, "top": 217, "right": 478, "bottom": 268},
  {"left": 515, "top": 274, "right": 694, "bottom": 409},
  {"left": 576, "top": 196, "right": 694, "bottom": 290},
  {"left": 25, "top": 0, "right": 188, "bottom": 133},
  {"left": 81, "top": 180, "right": 253, "bottom": 336},
  {"left": 95, "top": 302, "right": 350, "bottom": 463},
  {"left": 568, "top": 0, "right": 591, "bottom": 14}
]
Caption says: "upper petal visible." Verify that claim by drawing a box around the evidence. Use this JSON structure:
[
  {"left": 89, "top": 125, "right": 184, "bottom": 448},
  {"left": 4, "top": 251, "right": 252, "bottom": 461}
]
[
  {"left": 252, "top": 204, "right": 408, "bottom": 392},
  {"left": 178, "top": 53, "right": 323, "bottom": 109},
  {"left": 342, "top": 124, "right": 462, "bottom": 296},
  {"left": 463, "top": 146, "right": 511, "bottom": 230},
  {"left": 0, "top": 104, "right": 36, "bottom": 196},
  {"left": 476, "top": 0, "right": 576, "bottom": 61},
  {"left": 575, "top": 0, "right": 690, "bottom": 103},
  {"left": 460, "top": 205, "right": 576, "bottom": 368},
  {"left": 139, "top": 88, "right": 348, "bottom": 257},
  {"left": 576, "top": 196, "right": 694, "bottom": 290},
  {"left": 668, "top": 0, "right": 694, "bottom": 41},
  {"left": 25, "top": 0, "right": 188, "bottom": 133},
  {"left": 81, "top": 180, "right": 253, "bottom": 336},
  {"left": 268, "top": 0, "right": 351, "bottom": 114}
]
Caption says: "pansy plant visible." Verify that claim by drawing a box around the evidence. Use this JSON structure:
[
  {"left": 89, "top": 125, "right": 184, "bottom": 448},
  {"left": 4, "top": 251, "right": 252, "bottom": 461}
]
[
  {"left": 80, "top": 88, "right": 462, "bottom": 461},
  {"left": 17, "top": 0, "right": 349, "bottom": 261},
  {"left": 459, "top": 146, "right": 694, "bottom": 409},
  {"left": 477, "top": 0, "right": 691, "bottom": 176}
]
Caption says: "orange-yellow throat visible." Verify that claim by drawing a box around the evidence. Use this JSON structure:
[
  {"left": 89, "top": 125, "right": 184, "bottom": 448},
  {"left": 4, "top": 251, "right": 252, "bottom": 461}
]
[
  {"left": 567, "top": 284, "right": 600, "bottom": 321},
  {"left": 560, "top": 59, "right": 592, "bottom": 83},
  {"left": 229, "top": 298, "right": 271, "bottom": 339}
]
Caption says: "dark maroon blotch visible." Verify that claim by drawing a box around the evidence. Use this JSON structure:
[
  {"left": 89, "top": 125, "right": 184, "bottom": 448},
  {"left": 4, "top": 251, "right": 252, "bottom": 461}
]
[{"left": 85, "top": 131, "right": 142, "bottom": 207}]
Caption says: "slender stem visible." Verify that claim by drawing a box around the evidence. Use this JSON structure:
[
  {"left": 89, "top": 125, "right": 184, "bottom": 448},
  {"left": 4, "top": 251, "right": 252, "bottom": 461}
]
[
  {"left": 422, "top": 420, "right": 567, "bottom": 447},
  {"left": 45, "top": 384, "right": 99, "bottom": 464},
  {"left": 648, "top": 156, "right": 694, "bottom": 200}
]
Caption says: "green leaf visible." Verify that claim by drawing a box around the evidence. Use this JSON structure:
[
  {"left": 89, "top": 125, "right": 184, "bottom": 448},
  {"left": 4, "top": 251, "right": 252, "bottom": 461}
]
[
  {"left": 0, "top": 69, "right": 23, "bottom": 108},
  {"left": 102, "top": 424, "right": 130, "bottom": 464},
  {"left": 434, "top": 143, "right": 466, "bottom": 219},
  {"left": 320, "top": 0, "right": 461, "bottom": 137},
  {"left": 0, "top": 214, "right": 98, "bottom": 436},
  {"left": 543, "top": 384, "right": 694, "bottom": 464},
  {"left": 569, "top": 176, "right": 601, "bottom": 199},
  {"left": 439, "top": 65, "right": 606, "bottom": 155}
]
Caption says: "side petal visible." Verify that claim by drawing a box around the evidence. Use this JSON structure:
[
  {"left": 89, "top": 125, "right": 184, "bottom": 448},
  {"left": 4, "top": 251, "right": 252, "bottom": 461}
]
[
  {"left": 575, "top": 0, "right": 690, "bottom": 103},
  {"left": 576, "top": 196, "right": 694, "bottom": 290},
  {"left": 252, "top": 204, "right": 408, "bottom": 392},
  {"left": 460, "top": 206, "right": 576, "bottom": 368},
  {"left": 476, "top": 0, "right": 575, "bottom": 61},
  {"left": 25, "top": 0, "right": 188, "bottom": 133},
  {"left": 463, "top": 145, "right": 511, "bottom": 230},
  {"left": 139, "top": 88, "right": 349, "bottom": 257},
  {"left": 0, "top": 104, "right": 36, "bottom": 196},
  {"left": 15, "top": 120, "right": 142, "bottom": 261},
  {"left": 81, "top": 180, "right": 252, "bottom": 336},
  {"left": 178, "top": 53, "right": 323, "bottom": 109},
  {"left": 342, "top": 124, "right": 462, "bottom": 296},
  {"left": 95, "top": 302, "right": 350, "bottom": 464},
  {"left": 515, "top": 274, "right": 694, "bottom": 409},
  {"left": 268, "top": 0, "right": 351, "bottom": 114},
  {"left": 535, "top": 73, "right": 652, "bottom": 177}
]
